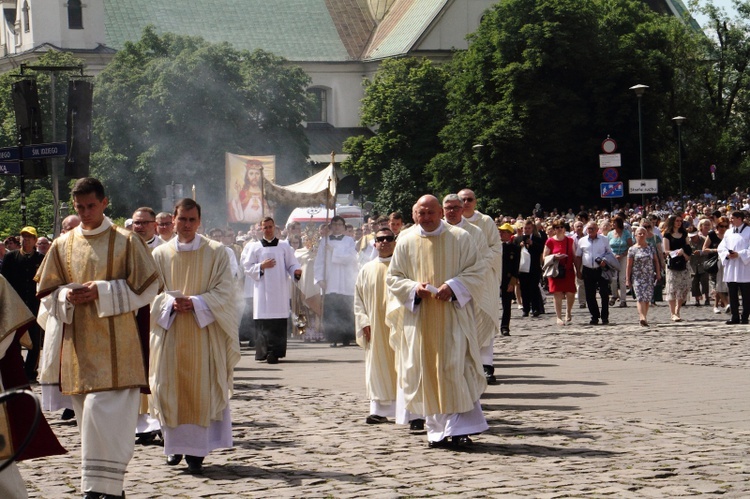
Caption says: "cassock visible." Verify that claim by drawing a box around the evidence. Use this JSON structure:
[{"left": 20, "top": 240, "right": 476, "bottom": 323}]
[
  {"left": 386, "top": 221, "right": 489, "bottom": 442},
  {"left": 243, "top": 237, "right": 301, "bottom": 360},
  {"left": 354, "top": 256, "right": 397, "bottom": 417},
  {"left": 150, "top": 235, "right": 240, "bottom": 458},
  {"left": 35, "top": 218, "right": 159, "bottom": 496},
  {"left": 0, "top": 275, "right": 66, "bottom": 498},
  {"left": 314, "top": 235, "right": 358, "bottom": 345}
]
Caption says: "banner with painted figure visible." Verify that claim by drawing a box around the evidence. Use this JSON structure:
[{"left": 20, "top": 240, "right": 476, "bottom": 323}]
[{"left": 226, "top": 153, "right": 275, "bottom": 224}]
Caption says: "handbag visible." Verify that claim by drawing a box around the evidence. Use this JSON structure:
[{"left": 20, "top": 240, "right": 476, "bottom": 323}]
[
  {"left": 553, "top": 238, "right": 571, "bottom": 279},
  {"left": 519, "top": 246, "right": 531, "bottom": 273},
  {"left": 704, "top": 253, "right": 719, "bottom": 274}
]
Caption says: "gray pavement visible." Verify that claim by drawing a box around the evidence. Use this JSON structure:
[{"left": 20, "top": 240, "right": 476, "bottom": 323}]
[{"left": 20, "top": 299, "right": 750, "bottom": 497}]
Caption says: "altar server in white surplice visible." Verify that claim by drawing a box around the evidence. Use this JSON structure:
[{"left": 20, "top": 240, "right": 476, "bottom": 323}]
[
  {"left": 354, "top": 228, "right": 398, "bottom": 425},
  {"left": 242, "top": 216, "right": 301, "bottom": 363},
  {"left": 150, "top": 198, "right": 240, "bottom": 475},
  {"left": 386, "top": 195, "right": 489, "bottom": 450}
]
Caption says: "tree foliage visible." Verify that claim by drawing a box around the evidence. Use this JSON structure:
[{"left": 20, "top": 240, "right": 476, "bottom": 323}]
[
  {"left": 428, "top": 0, "right": 703, "bottom": 215},
  {"left": 93, "top": 26, "right": 312, "bottom": 223},
  {"left": 342, "top": 57, "right": 448, "bottom": 220}
]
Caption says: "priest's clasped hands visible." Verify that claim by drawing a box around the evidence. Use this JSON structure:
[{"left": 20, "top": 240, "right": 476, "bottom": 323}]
[
  {"left": 173, "top": 297, "right": 194, "bottom": 313},
  {"left": 416, "top": 282, "right": 453, "bottom": 301},
  {"left": 66, "top": 282, "right": 99, "bottom": 305}
]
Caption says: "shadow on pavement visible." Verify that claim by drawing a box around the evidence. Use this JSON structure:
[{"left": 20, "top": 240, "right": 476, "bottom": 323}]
[
  {"left": 481, "top": 392, "right": 599, "bottom": 399},
  {"left": 496, "top": 378, "right": 607, "bottom": 386},
  {"left": 202, "top": 465, "right": 372, "bottom": 485}
]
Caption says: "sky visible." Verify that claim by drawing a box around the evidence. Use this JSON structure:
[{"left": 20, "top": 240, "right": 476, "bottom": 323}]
[{"left": 691, "top": 0, "right": 739, "bottom": 26}]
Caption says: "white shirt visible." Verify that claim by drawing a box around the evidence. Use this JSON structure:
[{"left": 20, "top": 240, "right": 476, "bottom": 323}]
[{"left": 576, "top": 235, "right": 613, "bottom": 269}]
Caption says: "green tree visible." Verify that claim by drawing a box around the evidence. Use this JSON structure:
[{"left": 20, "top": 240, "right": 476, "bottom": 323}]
[
  {"left": 342, "top": 57, "right": 448, "bottom": 219},
  {"left": 93, "top": 26, "right": 312, "bottom": 224},
  {"left": 428, "top": 0, "right": 702, "bottom": 215}
]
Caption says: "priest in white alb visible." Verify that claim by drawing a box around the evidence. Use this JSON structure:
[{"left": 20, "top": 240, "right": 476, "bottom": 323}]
[
  {"left": 35, "top": 178, "right": 160, "bottom": 498},
  {"left": 241, "top": 216, "right": 301, "bottom": 363},
  {"left": 386, "top": 195, "right": 489, "bottom": 449},
  {"left": 150, "top": 198, "right": 240, "bottom": 474},
  {"left": 458, "top": 188, "right": 503, "bottom": 384},
  {"left": 354, "top": 227, "right": 398, "bottom": 425}
]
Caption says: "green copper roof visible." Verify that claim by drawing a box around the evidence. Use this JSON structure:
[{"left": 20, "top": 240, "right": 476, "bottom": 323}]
[{"left": 104, "top": 0, "right": 352, "bottom": 61}]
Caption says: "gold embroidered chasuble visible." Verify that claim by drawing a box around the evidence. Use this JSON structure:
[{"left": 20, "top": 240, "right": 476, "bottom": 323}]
[
  {"left": 34, "top": 222, "right": 159, "bottom": 394},
  {"left": 386, "top": 222, "right": 487, "bottom": 416},
  {"left": 354, "top": 258, "right": 397, "bottom": 402},
  {"left": 150, "top": 237, "right": 240, "bottom": 428}
]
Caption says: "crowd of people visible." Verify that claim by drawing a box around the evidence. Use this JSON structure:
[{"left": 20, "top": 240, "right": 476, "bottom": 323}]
[{"left": 2, "top": 179, "right": 750, "bottom": 497}]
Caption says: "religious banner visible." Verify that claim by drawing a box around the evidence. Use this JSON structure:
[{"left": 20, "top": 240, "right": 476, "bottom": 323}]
[{"left": 226, "top": 153, "right": 276, "bottom": 224}]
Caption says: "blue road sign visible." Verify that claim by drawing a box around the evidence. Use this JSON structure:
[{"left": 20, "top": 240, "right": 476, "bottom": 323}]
[
  {"left": 22, "top": 142, "right": 67, "bottom": 159},
  {"left": 600, "top": 181, "right": 624, "bottom": 198},
  {"left": 0, "top": 147, "right": 20, "bottom": 161},
  {"left": 0, "top": 162, "right": 21, "bottom": 175}
]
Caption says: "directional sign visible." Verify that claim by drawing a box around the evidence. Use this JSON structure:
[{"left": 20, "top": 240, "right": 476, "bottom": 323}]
[
  {"left": 628, "top": 179, "right": 658, "bottom": 194},
  {"left": 601, "top": 181, "right": 624, "bottom": 198},
  {"left": 22, "top": 142, "right": 67, "bottom": 159},
  {"left": 0, "top": 162, "right": 21, "bottom": 175},
  {"left": 602, "top": 167, "right": 619, "bottom": 182},
  {"left": 0, "top": 147, "right": 20, "bottom": 161}
]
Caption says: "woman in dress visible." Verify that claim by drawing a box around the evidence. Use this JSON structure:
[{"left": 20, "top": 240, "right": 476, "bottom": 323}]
[
  {"left": 626, "top": 227, "right": 661, "bottom": 327},
  {"left": 641, "top": 217, "right": 664, "bottom": 305},
  {"left": 542, "top": 219, "right": 577, "bottom": 325},
  {"left": 702, "top": 215, "right": 730, "bottom": 313},
  {"left": 663, "top": 214, "right": 692, "bottom": 322},
  {"left": 607, "top": 215, "right": 633, "bottom": 307}
]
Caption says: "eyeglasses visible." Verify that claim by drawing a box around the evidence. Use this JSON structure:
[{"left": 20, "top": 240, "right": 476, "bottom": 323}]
[
  {"left": 157, "top": 223, "right": 173, "bottom": 228},
  {"left": 718, "top": 224, "right": 729, "bottom": 228},
  {"left": 375, "top": 236, "right": 396, "bottom": 243},
  {"left": 444, "top": 206, "right": 462, "bottom": 212},
  {"left": 132, "top": 221, "right": 155, "bottom": 226}
]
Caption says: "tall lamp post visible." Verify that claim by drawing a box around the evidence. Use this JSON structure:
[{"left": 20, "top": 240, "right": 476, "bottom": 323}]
[
  {"left": 673, "top": 116, "right": 686, "bottom": 209},
  {"left": 630, "top": 84, "right": 648, "bottom": 208}
]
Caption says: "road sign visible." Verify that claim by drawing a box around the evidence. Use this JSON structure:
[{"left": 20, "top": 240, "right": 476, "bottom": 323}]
[
  {"left": 0, "top": 162, "right": 21, "bottom": 175},
  {"left": 601, "top": 181, "right": 624, "bottom": 198},
  {"left": 599, "top": 153, "right": 621, "bottom": 167},
  {"left": 602, "top": 167, "right": 619, "bottom": 182},
  {"left": 628, "top": 179, "right": 658, "bottom": 194},
  {"left": 22, "top": 142, "right": 67, "bottom": 159},
  {"left": 601, "top": 138, "right": 617, "bottom": 153},
  {"left": 0, "top": 147, "right": 20, "bottom": 161}
]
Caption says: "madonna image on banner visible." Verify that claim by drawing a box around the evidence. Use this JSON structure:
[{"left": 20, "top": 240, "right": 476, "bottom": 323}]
[{"left": 226, "top": 153, "right": 275, "bottom": 224}]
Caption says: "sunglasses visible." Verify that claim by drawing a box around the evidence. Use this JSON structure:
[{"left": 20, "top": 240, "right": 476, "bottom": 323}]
[
  {"left": 376, "top": 236, "right": 396, "bottom": 243},
  {"left": 718, "top": 224, "right": 729, "bottom": 228}
]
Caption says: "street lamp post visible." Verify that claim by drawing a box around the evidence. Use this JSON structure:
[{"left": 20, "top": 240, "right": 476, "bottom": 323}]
[
  {"left": 630, "top": 84, "right": 648, "bottom": 208},
  {"left": 673, "top": 116, "right": 686, "bottom": 209}
]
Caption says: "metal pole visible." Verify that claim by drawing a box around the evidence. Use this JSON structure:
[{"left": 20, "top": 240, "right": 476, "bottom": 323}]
[
  {"left": 673, "top": 116, "right": 686, "bottom": 210},
  {"left": 637, "top": 95, "right": 644, "bottom": 209}
]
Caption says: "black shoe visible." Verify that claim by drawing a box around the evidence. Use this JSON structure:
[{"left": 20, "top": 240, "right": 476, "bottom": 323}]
[
  {"left": 342, "top": 340, "right": 351, "bottom": 346},
  {"left": 409, "top": 419, "right": 425, "bottom": 431},
  {"left": 61, "top": 408, "right": 75, "bottom": 421},
  {"left": 601, "top": 320, "right": 609, "bottom": 325},
  {"left": 589, "top": 319, "right": 599, "bottom": 325},
  {"left": 500, "top": 328, "right": 510, "bottom": 336},
  {"left": 742, "top": 319, "right": 749, "bottom": 325},
  {"left": 521, "top": 313, "right": 529, "bottom": 317},
  {"left": 185, "top": 455, "right": 204, "bottom": 474},
  {"left": 452, "top": 435, "right": 473, "bottom": 447},
  {"left": 365, "top": 414, "right": 389, "bottom": 424},
  {"left": 428, "top": 437, "right": 451, "bottom": 449},
  {"left": 166, "top": 454, "right": 183, "bottom": 466},
  {"left": 84, "top": 492, "right": 123, "bottom": 499},
  {"left": 267, "top": 353, "right": 279, "bottom": 364},
  {"left": 135, "top": 430, "right": 158, "bottom": 445},
  {"left": 532, "top": 311, "right": 541, "bottom": 317},
  {"left": 726, "top": 319, "right": 740, "bottom": 325},
  {"left": 483, "top": 365, "right": 497, "bottom": 385}
]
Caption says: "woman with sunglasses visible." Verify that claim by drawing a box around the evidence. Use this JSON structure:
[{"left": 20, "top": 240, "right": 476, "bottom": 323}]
[
  {"left": 543, "top": 219, "right": 577, "bottom": 325},
  {"left": 702, "top": 216, "right": 731, "bottom": 313}
]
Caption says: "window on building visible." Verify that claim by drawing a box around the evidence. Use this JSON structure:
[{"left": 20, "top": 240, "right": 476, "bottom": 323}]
[
  {"left": 306, "top": 88, "right": 328, "bottom": 123},
  {"left": 22, "top": 1, "right": 29, "bottom": 33},
  {"left": 68, "top": 0, "right": 83, "bottom": 29}
]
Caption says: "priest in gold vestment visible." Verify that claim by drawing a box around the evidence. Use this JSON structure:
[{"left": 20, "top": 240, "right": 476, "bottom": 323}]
[
  {"left": 150, "top": 198, "right": 240, "bottom": 474},
  {"left": 354, "top": 228, "right": 398, "bottom": 425},
  {"left": 35, "top": 178, "right": 159, "bottom": 498},
  {"left": 386, "top": 195, "right": 489, "bottom": 449}
]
